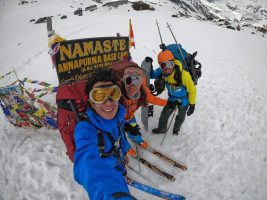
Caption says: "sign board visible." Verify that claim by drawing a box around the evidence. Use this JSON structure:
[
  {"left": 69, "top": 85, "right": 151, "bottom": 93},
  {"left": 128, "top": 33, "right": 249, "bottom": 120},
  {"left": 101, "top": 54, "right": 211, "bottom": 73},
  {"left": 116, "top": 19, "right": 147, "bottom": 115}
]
[{"left": 53, "top": 37, "right": 129, "bottom": 83}]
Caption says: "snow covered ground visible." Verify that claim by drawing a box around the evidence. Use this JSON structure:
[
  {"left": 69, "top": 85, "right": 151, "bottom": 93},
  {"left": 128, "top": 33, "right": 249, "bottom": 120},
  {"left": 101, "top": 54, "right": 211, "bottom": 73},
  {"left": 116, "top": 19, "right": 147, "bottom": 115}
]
[{"left": 0, "top": 0, "right": 267, "bottom": 200}]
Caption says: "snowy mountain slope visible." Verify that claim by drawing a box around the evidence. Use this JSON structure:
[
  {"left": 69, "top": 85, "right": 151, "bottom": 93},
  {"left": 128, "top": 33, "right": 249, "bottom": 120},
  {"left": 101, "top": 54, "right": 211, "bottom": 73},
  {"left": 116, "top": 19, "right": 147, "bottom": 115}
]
[{"left": 1, "top": 0, "right": 267, "bottom": 200}]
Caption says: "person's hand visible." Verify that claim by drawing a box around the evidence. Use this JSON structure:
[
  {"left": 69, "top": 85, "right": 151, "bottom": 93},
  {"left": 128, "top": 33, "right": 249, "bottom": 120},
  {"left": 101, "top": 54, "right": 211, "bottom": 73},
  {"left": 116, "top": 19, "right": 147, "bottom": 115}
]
[
  {"left": 187, "top": 104, "right": 195, "bottom": 116},
  {"left": 145, "top": 56, "right": 153, "bottom": 63},
  {"left": 159, "top": 43, "right": 166, "bottom": 50},
  {"left": 127, "top": 149, "right": 137, "bottom": 157},
  {"left": 124, "top": 123, "right": 141, "bottom": 136}
]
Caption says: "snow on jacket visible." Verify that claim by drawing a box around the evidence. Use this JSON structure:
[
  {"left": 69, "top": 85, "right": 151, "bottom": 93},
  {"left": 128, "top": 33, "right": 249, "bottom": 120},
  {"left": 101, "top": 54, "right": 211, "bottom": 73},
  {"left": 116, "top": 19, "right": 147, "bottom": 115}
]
[
  {"left": 73, "top": 104, "right": 133, "bottom": 200},
  {"left": 120, "top": 78, "right": 167, "bottom": 121},
  {"left": 150, "top": 59, "right": 196, "bottom": 107}
]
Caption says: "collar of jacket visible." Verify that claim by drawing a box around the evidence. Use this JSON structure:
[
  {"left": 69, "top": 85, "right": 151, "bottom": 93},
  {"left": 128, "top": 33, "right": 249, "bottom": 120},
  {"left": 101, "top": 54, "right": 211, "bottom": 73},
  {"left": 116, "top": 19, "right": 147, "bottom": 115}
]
[
  {"left": 163, "top": 70, "right": 177, "bottom": 85},
  {"left": 86, "top": 104, "right": 126, "bottom": 133}
]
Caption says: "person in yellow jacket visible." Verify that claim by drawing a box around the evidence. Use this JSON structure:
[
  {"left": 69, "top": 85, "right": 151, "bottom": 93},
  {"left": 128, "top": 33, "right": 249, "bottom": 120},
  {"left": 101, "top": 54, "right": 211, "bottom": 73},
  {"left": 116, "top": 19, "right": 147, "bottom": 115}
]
[{"left": 149, "top": 50, "right": 196, "bottom": 135}]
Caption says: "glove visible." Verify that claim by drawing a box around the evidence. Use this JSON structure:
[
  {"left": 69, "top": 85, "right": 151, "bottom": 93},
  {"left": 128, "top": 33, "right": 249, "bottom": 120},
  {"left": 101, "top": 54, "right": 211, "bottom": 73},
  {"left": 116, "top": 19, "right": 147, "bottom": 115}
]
[
  {"left": 145, "top": 56, "right": 153, "bottom": 63},
  {"left": 167, "top": 100, "right": 179, "bottom": 109},
  {"left": 159, "top": 43, "right": 166, "bottom": 50},
  {"left": 127, "top": 149, "right": 137, "bottom": 157},
  {"left": 140, "top": 140, "right": 149, "bottom": 149},
  {"left": 187, "top": 104, "right": 195, "bottom": 116},
  {"left": 124, "top": 123, "right": 141, "bottom": 136}
]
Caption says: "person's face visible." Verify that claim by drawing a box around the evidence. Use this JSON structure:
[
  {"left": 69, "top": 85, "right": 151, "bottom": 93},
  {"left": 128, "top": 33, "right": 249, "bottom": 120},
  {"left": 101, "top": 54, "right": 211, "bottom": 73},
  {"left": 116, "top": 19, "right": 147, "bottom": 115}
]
[
  {"left": 160, "top": 60, "right": 175, "bottom": 75},
  {"left": 123, "top": 67, "right": 144, "bottom": 97},
  {"left": 89, "top": 81, "right": 119, "bottom": 120}
]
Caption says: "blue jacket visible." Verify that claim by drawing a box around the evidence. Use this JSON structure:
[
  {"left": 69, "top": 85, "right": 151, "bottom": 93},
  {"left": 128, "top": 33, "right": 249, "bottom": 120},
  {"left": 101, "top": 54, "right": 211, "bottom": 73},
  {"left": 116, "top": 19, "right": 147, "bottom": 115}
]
[
  {"left": 73, "top": 104, "right": 133, "bottom": 200},
  {"left": 150, "top": 60, "right": 196, "bottom": 107}
]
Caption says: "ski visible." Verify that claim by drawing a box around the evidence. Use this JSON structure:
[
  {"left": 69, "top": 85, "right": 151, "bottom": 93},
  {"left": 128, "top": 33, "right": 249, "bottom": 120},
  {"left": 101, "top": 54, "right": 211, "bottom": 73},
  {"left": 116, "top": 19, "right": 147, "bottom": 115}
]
[
  {"left": 134, "top": 156, "right": 176, "bottom": 182},
  {"left": 127, "top": 164, "right": 157, "bottom": 186},
  {"left": 125, "top": 176, "right": 185, "bottom": 200},
  {"left": 144, "top": 146, "right": 187, "bottom": 171}
]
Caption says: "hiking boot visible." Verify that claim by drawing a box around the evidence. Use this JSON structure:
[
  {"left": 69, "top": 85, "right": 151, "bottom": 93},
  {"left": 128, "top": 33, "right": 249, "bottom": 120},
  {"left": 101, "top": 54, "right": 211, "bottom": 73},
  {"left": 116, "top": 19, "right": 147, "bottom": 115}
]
[
  {"left": 152, "top": 128, "right": 167, "bottom": 134},
  {"left": 173, "top": 129, "right": 179, "bottom": 135},
  {"left": 140, "top": 140, "right": 149, "bottom": 149}
]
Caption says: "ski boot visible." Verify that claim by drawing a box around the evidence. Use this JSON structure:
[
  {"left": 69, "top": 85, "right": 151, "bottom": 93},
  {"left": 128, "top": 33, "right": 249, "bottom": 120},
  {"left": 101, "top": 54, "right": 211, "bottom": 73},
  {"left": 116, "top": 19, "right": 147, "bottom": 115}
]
[
  {"left": 152, "top": 128, "right": 167, "bottom": 134},
  {"left": 173, "top": 129, "right": 179, "bottom": 135}
]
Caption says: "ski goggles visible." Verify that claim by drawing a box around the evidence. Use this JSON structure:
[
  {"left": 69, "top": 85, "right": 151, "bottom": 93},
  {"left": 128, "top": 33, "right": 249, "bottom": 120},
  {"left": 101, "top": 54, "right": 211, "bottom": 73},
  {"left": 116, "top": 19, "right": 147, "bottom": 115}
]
[
  {"left": 123, "top": 72, "right": 143, "bottom": 87},
  {"left": 89, "top": 84, "right": 121, "bottom": 104},
  {"left": 160, "top": 60, "right": 175, "bottom": 70}
]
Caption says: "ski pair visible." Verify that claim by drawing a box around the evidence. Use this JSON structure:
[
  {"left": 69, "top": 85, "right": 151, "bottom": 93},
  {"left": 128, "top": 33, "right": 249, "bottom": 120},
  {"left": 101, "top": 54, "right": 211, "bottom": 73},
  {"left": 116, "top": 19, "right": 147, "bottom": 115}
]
[
  {"left": 133, "top": 155, "right": 176, "bottom": 182},
  {"left": 144, "top": 146, "right": 187, "bottom": 171},
  {"left": 132, "top": 145, "right": 187, "bottom": 181},
  {"left": 125, "top": 176, "right": 185, "bottom": 200}
]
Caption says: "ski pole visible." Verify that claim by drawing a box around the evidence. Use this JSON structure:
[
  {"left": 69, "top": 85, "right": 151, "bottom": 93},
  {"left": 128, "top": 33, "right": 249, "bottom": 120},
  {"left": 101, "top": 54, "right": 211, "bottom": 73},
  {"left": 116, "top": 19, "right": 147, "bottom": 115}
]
[
  {"left": 166, "top": 22, "right": 188, "bottom": 70},
  {"left": 127, "top": 164, "right": 157, "bottom": 186},
  {"left": 160, "top": 107, "right": 177, "bottom": 145},
  {"left": 156, "top": 20, "right": 166, "bottom": 50},
  {"left": 135, "top": 136, "right": 141, "bottom": 172}
]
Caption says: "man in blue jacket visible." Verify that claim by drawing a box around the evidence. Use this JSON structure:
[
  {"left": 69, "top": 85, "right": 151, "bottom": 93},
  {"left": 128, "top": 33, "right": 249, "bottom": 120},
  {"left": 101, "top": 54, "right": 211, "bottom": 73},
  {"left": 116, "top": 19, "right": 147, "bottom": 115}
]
[{"left": 73, "top": 68, "right": 136, "bottom": 200}]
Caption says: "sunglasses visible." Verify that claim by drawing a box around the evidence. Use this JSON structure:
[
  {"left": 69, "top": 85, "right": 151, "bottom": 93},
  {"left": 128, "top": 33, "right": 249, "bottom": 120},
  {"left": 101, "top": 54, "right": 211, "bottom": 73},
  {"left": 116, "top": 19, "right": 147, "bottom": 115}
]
[
  {"left": 89, "top": 84, "right": 121, "bottom": 104},
  {"left": 123, "top": 74, "right": 143, "bottom": 86},
  {"left": 160, "top": 60, "right": 175, "bottom": 70}
]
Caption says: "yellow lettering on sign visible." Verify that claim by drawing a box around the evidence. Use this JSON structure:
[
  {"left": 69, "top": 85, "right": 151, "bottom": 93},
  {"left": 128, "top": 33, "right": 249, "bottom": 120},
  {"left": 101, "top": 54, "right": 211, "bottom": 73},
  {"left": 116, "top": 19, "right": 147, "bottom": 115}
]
[
  {"left": 83, "top": 41, "right": 94, "bottom": 56},
  {"left": 119, "top": 39, "right": 126, "bottom": 51},
  {"left": 73, "top": 43, "right": 84, "bottom": 58},
  {"left": 58, "top": 64, "right": 63, "bottom": 73},
  {"left": 103, "top": 40, "right": 112, "bottom": 53},
  {"left": 112, "top": 39, "right": 120, "bottom": 51},
  {"left": 94, "top": 41, "right": 104, "bottom": 54},
  {"left": 60, "top": 44, "right": 73, "bottom": 61}
]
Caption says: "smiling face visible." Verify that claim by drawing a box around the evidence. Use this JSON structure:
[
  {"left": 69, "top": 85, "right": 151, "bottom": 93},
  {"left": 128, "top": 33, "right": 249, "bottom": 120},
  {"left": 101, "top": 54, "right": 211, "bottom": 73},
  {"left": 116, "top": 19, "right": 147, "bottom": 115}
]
[
  {"left": 89, "top": 81, "right": 119, "bottom": 120},
  {"left": 123, "top": 67, "right": 144, "bottom": 98}
]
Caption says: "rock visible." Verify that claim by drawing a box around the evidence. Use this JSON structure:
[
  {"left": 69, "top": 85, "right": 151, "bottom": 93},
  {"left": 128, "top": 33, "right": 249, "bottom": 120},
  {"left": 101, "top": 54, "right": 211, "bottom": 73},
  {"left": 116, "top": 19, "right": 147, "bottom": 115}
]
[
  {"left": 103, "top": 0, "right": 128, "bottom": 8},
  {"left": 35, "top": 17, "right": 47, "bottom": 24},
  {"left": 224, "top": 21, "right": 230, "bottom": 25},
  {"left": 61, "top": 15, "right": 67, "bottom": 19},
  {"left": 85, "top": 5, "right": 97, "bottom": 11},
  {"left": 226, "top": 25, "right": 235, "bottom": 30},
  {"left": 19, "top": 1, "right": 28, "bottom": 5},
  {"left": 74, "top": 8, "right": 83, "bottom": 16},
  {"left": 131, "top": 1, "right": 155, "bottom": 11}
]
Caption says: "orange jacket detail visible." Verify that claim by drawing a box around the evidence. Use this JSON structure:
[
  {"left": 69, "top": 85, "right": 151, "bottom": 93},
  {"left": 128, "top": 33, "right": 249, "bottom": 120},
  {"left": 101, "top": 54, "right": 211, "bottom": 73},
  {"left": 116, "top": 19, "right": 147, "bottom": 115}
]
[{"left": 121, "top": 79, "right": 167, "bottom": 121}]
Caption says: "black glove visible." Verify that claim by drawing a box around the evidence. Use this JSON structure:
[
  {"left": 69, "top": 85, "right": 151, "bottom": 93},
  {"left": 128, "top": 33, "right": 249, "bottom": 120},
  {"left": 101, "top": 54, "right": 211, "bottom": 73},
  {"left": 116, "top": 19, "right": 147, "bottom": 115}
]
[
  {"left": 187, "top": 104, "right": 195, "bottom": 116},
  {"left": 124, "top": 123, "right": 141, "bottom": 136},
  {"left": 159, "top": 43, "right": 166, "bottom": 50},
  {"left": 145, "top": 56, "right": 153, "bottom": 63}
]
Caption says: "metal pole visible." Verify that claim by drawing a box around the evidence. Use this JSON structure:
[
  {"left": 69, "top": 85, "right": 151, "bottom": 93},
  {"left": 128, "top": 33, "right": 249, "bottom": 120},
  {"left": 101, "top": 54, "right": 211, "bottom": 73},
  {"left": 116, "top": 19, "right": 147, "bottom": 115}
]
[
  {"left": 127, "top": 164, "right": 157, "bottom": 186},
  {"left": 156, "top": 20, "right": 163, "bottom": 44},
  {"left": 166, "top": 22, "right": 188, "bottom": 70},
  {"left": 135, "top": 137, "right": 141, "bottom": 172},
  {"left": 47, "top": 17, "right": 55, "bottom": 37},
  {"left": 160, "top": 107, "right": 177, "bottom": 145}
]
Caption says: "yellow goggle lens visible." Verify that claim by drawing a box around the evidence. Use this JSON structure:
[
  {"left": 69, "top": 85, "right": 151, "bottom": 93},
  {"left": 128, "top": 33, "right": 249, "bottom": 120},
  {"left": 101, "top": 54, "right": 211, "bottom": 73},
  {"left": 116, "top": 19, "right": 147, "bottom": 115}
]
[{"left": 89, "top": 85, "right": 121, "bottom": 104}]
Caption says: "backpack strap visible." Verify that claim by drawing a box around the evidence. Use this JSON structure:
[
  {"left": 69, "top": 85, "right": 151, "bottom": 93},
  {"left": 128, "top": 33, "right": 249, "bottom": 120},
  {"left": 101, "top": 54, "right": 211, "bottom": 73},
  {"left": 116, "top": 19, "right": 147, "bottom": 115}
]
[
  {"left": 67, "top": 100, "right": 119, "bottom": 158},
  {"left": 98, "top": 129, "right": 120, "bottom": 158},
  {"left": 67, "top": 100, "right": 80, "bottom": 122}
]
